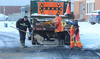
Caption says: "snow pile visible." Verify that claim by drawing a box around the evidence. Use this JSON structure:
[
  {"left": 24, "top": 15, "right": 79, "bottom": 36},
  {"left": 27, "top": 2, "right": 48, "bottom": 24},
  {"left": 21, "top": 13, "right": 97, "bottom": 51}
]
[
  {"left": 80, "top": 22, "right": 100, "bottom": 34},
  {"left": 79, "top": 22, "right": 100, "bottom": 50},
  {"left": 0, "top": 21, "right": 33, "bottom": 48}
]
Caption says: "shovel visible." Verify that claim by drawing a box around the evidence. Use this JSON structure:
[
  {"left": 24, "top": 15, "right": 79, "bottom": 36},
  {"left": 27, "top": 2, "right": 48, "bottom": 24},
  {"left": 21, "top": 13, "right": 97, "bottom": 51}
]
[{"left": 10, "top": 26, "right": 31, "bottom": 37}]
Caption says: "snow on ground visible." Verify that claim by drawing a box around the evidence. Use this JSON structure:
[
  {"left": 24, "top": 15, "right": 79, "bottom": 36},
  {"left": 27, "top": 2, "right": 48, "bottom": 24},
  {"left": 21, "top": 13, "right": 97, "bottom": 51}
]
[
  {"left": 79, "top": 22, "right": 100, "bottom": 50},
  {"left": 0, "top": 21, "right": 33, "bottom": 48},
  {"left": 0, "top": 21, "right": 100, "bottom": 50}
]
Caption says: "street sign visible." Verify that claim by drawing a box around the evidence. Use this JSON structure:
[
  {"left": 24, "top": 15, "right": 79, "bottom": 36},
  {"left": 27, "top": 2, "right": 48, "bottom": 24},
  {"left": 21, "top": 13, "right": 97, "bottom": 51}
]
[{"left": 38, "top": 2, "right": 63, "bottom": 15}]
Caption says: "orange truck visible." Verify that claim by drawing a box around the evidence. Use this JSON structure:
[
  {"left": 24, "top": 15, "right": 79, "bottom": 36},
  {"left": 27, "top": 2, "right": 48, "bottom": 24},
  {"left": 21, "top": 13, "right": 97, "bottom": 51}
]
[{"left": 29, "top": 0, "right": 71, "bottom": 45}]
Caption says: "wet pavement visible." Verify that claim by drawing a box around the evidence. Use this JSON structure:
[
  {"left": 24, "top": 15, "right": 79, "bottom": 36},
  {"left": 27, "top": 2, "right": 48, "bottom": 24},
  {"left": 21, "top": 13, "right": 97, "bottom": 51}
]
[
  {"left": 0, "top": 45, "right": 100, "bottom": 59},
  {"left": 0, "top": 31, "right": 100, "bottom": 59}
]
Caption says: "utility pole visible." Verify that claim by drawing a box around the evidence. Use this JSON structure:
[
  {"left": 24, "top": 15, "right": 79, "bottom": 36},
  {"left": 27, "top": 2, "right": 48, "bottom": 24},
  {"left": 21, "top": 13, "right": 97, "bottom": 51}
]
[
  {"left": 0, "top": 1, "right": 1, "bottom": 13},
  {"left": 0, "top": 6, "right": 1, "bottom": 13}
]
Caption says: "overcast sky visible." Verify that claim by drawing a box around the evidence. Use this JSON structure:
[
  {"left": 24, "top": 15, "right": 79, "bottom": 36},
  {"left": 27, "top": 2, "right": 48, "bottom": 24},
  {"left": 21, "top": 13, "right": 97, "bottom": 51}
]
[{"left": 0, "top": 0, "right": 30, "bottom": 6}]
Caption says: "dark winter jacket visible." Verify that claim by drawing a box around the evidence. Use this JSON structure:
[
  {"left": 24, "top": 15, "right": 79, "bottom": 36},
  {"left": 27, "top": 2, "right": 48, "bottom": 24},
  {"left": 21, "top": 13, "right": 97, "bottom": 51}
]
[{"left": 16, "top": 18, "right": 32, "bottom": 32}]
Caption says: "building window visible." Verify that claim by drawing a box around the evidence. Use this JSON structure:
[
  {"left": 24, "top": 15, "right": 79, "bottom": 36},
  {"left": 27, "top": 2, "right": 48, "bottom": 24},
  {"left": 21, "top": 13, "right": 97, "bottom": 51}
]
[{"left": 86, "top": 2, "right": 95, "bottom": 14}]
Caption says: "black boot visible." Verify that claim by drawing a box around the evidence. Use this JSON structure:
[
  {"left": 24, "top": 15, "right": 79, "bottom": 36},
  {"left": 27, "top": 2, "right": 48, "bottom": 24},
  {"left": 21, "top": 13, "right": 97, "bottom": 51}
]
[
  {"left": 23, "top": 40, "right": 27, "bottom": 48},
  {"left": 58, "top": 40, "right": 62, "bottom": 47},
  {"left": 58, "top": 40, "right": 60, "bottom": 46},
  {"left": 20, "top": 40, "right": 24, "bottom": 48},
  {"left": 61, "top": 40, "right": 64, "bottom": 47},
  {"left": 20, "top": 40, "right": 27, "bottom": 48}
]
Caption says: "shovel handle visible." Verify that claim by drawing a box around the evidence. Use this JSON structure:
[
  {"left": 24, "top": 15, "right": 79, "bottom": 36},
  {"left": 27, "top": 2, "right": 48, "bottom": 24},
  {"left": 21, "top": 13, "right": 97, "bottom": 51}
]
[{"left": 10, "top": 26, "right": 29, "bottom": 34}]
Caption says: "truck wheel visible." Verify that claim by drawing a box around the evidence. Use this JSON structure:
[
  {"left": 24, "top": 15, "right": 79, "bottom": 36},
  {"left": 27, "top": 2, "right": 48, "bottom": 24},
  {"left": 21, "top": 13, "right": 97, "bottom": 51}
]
[
  {"left": 98, "top": 19, "right": 100, "bottom": 24},
  {"left": 64, "top": 35, "right": 70, "bottom": 45},
  {"left": 45, "top": 34, "right": 50, "bottom": 41},
  {"left": 31, "top": 34, "right": 38, "bottom": 45},
  {"left": 64, "top": 31, "right": 70, "bottom": 45}
]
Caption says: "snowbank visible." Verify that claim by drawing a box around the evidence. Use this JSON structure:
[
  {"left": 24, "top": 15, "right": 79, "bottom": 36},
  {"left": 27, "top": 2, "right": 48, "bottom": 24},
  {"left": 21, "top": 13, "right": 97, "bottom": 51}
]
[{"left": 79, "top": 22, "right": 100, "bottom": 50}]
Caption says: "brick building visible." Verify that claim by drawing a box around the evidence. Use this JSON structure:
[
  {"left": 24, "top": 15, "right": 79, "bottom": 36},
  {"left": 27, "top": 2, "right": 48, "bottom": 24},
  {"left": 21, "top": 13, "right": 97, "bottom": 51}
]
[
  {"left": 0, "top": 6, "right": 30, "bottom": 15},
  {"left": 74, "top": 0, "right": 100, "bottom": 20},
  {"left": 0, "top": 0, "right": 30, "bottom": 15},
  {"left": 0, "top": 0, "right": 74, "bottom": 16}
]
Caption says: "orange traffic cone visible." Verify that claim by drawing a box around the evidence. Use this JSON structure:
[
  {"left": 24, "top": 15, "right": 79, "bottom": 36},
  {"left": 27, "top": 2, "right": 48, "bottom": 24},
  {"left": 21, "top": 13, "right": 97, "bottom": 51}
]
[{"left": 66, "top": 2, "right": 70, "bottom": 14}]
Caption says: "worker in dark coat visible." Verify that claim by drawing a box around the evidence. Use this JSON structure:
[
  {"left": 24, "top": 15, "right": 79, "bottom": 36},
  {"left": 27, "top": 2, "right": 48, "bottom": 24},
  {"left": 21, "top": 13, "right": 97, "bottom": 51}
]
[{"left": 16, "top": 16, "right": 32, "bottom": 48}]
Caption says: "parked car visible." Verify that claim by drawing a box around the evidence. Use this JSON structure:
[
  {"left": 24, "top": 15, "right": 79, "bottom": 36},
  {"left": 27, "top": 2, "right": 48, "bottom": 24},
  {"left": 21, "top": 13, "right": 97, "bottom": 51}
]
[
  {"left": 0, "top": 13, "right": 8, "bottom": 21},
  {"left": 88, "top": 10, "right": 100, "bottom": 25}
]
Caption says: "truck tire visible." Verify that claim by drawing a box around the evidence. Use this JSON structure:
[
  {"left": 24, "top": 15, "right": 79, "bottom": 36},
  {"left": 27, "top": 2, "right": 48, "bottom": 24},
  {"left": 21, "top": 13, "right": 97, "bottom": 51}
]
[
  {"left": 31, "top": 31, "right": 38, "bottom": 45},
  {"left": 45, "top": 34, "right": 50, "bottom": 41},
  {"left": 64, "top": 31, "right": 70, "bottom": 45}
]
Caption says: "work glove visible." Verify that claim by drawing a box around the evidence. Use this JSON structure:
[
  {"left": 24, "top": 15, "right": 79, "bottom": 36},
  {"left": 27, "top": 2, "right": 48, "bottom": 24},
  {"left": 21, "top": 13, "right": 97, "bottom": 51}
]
[
  {"left": 72, "top": 34, "right": 76, "bottom": 39},
  {"left": 30, "top": 32, "right": 32, "bottom": 35},
  {"left": 17, "top": 28, "right": 19, "bottom": 30}
]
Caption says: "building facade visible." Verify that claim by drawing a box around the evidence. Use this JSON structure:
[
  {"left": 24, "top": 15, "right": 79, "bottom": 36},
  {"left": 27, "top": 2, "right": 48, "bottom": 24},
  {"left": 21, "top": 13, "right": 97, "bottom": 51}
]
[
  {"left": 0, "top": 0, "right": 30, "bottom": 15},
  {"left": 0, "top": 0, "right": 74, "bottom": 16},
  {"left": 74, "top": 0, "right": 100, "bottom": 20},
  {"left": 0, "top": 6, "right": 30, "bottom": 15}
]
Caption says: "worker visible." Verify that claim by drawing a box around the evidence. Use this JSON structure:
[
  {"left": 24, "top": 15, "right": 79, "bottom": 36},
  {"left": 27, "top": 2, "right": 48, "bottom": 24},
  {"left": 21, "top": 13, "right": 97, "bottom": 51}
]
[
  {"left": 67, "top": 20, "right": 81, "bottom": 50},
  {"left": 55, "top": 14, "right": 65, "bottom": 47},
  {"left": 16, "top": 16, "right": 32, "bottom": 48}
]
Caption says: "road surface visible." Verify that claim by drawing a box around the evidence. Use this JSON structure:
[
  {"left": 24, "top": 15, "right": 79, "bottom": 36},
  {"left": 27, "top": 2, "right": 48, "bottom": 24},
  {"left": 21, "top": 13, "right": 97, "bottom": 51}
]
[{"left": 0, "top": 31, "right": 100, "bottom": 59}]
